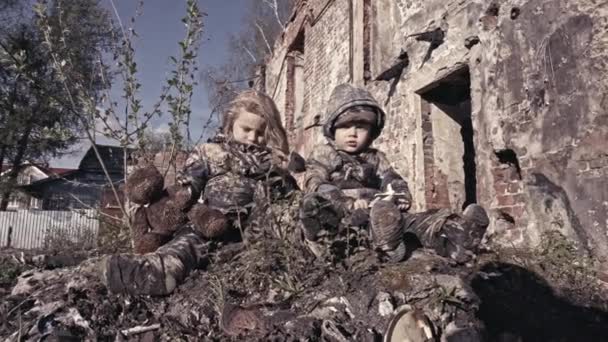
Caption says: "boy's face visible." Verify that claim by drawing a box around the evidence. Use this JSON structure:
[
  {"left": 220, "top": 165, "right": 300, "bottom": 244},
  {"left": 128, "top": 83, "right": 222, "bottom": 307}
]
[
  {"left": 334, "top": 121, "right": 373, "bottom": 154},
  {"left": 232, "top": 110, "right": 267, "bottom": 146}
]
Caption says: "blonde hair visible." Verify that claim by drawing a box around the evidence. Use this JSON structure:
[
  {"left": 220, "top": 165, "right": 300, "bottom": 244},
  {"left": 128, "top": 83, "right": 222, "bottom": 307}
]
[{"left": 222, "top": 89, "right": 289, "bottom": 155}]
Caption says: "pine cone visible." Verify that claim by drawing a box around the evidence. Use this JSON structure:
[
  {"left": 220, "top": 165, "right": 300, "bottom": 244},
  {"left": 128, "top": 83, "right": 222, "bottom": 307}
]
[
  {"left": 166, "top": 185, "right": 198, "bottom": 211},
  {"left": 130, "top": 208, "right": 170, "bottom": 254},
  {"left": 146, "top": 196, "right": 189, "bottom": 236},
  {"left": 126, "top": 165, "right": 164, "bottom": 205},
  {"left": 133, "top": 233, "right": 170, "bottom": 254},
  {"left": 221, "top": 303, "right": 266, "bottom": 337},
  {"left": 188, "top": 203, "right": 229, "bottom": 239}
]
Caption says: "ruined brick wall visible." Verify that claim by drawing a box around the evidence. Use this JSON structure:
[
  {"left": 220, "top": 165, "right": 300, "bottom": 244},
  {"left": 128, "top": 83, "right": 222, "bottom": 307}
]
[{"left": 265, "top": 0, "right": 608, "bottom": 264}]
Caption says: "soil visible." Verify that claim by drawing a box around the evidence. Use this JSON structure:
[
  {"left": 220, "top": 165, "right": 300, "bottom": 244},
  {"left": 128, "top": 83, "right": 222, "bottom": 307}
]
[{"left": 2, "top": 234, "right": 608, "bottom": 341}]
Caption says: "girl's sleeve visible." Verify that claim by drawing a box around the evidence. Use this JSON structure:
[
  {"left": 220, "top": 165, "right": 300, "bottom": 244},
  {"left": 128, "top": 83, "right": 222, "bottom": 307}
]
[{"left": 177, "top": 143, "right": 229, "bottom": 193}]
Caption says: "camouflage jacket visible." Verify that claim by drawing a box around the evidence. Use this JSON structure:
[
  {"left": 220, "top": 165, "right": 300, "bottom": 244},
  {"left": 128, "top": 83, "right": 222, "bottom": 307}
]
[
  {"left": 178, "top": 135, "right": 297, "bottom": 214},
  {"left": 303, "top": 143, "right": 412, "bottom": 202}
]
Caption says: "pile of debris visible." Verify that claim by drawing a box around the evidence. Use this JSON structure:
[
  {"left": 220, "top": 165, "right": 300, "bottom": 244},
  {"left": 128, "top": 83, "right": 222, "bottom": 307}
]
[{"left": 2, "top": 230, "right": 608, "bottom": 341}]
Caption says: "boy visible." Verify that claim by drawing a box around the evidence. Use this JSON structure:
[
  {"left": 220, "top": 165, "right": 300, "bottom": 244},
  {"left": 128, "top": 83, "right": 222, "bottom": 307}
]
[{"left": 299, "top": 83, "right": 489, "bottom": 263}]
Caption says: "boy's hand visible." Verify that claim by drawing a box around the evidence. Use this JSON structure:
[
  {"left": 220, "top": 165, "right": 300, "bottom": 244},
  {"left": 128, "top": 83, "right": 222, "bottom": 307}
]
[
  {"left": 396, "top": 196, "right": 411, "bottom": 211},
  {"left": 372, "top": 183, "right": 412, "bottom": 211},
  {"left": 353, "top": 199, "right": 369, "bottom": 210},
  {"left": 387, "top": 181, "right": 412, "bottom": 211}
]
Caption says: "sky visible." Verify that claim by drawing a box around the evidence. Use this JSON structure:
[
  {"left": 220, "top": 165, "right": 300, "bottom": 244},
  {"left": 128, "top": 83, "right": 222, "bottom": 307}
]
[{"left": 52, "top": 0, "right": 250, "bottom": 168}]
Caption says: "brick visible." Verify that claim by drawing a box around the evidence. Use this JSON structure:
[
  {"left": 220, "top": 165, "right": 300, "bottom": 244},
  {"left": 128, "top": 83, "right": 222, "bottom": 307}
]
[
  {"left": 507, "top": 182, "right": 522, "bottom": 194},
  {"left": 496, "top": 206, "right": 513, "bottom": 216},
  {"left": 517, "top": 122, "right": 533, "bottom": 132},
  {"left": 511, "top": 205, "right": 527, "bottom": 218},
  {"left": 492, "top": 166, "right": 519, "bottom": 182},
  {"left": 518, "top": 146, "right": 528, "bottom": 156},
  {"left": 496, "top": 194, "right": 526, "bottom": 206},
  {"left": 578, "top": 161, "right": 590, "bottom": 172},
  {"left": 589, "top": 157, "right": 608, "bottom": 169},
  {"left": 422, "top": 121, "right": 433, "bottom": 132},
  {"left": 493, "top": 182, "right": 508, "bottom": 194},
  {"left": 491, "top": 168, "right": 508, "bottom": 182}
]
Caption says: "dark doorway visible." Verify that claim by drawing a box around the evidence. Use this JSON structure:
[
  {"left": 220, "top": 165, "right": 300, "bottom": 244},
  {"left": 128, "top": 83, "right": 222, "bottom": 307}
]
[{"left": 418, "top": 67, "right": 476, "bottom": 210}]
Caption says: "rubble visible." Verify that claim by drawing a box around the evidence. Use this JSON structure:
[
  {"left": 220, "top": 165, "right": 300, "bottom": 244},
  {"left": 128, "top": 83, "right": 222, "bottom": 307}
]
[{"left": 2, "top": 227, "right": 608, "bottom": 341}]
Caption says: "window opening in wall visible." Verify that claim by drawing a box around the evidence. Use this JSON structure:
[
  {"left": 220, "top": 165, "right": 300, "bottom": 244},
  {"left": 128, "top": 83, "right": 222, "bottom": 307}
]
[
  {"left": 363, "top": 0, "right": 371, "bottom": 82},
  {"left": 418, "top": 67, "right": 476, "bottom": 210},
  {"left": 285, "top": 30, "right": 305, "bottom": 140}
]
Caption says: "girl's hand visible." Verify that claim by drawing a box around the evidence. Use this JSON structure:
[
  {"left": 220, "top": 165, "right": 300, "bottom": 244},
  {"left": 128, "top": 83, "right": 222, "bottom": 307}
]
[{"left": 354, "top": 199, "right": 369, "bottom": 210}]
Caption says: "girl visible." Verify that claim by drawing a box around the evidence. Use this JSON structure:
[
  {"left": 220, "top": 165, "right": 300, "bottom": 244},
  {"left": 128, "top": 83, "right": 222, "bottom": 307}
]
[{"left": 104, "top": 90, "right": 296, "bottom": 296}]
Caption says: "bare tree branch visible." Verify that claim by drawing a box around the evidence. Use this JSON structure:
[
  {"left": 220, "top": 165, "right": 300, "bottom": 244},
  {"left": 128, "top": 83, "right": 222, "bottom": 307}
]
[
  {"left": 242, "top": 45, "right": 257, "bottom": 63},
  {"left": 255, "top": 21, "right": 273, "bottom": 54},
  {"left": 68, "top": 193, "right": 123, "bottom": 223},
  {"left": 261, "top": 0, "right": 285, "bottom": 31}
]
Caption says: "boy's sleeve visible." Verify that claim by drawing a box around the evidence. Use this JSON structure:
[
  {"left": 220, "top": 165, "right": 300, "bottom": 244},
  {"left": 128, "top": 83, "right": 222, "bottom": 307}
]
[
  {"left": 303, "top": 144, "right": 338, "bottom": 193},
  {"left": 376, "top": 151, "right": 413, "bottom": 202}
]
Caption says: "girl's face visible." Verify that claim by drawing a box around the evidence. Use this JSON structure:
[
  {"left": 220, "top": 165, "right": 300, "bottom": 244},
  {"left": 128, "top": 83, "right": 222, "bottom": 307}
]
[
  {"left": 232, "top": 110, "right": 267, "bottom": 146},
  {"left": 334, "top": 121, "right": 372, "bottom": 154}
]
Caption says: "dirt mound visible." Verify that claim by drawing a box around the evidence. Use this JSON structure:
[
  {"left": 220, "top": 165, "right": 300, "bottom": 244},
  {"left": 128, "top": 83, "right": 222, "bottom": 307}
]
[{"left": 2, "top": 232, "right": 608, "bottom": 341}]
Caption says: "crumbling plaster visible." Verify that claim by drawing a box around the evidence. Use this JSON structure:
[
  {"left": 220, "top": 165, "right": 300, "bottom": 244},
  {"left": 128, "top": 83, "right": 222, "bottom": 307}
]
[{"left": 264, "top": 0, "right": 608, "bottom": 264}]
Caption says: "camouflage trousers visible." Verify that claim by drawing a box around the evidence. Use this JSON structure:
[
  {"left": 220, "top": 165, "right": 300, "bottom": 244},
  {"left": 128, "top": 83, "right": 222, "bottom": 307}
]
[
  {"left": 401, "top": 208, "right": 454, "bottom": 248},
  {"left": 103, "top": 175, "right": 300, "bottom": 296},
  {"left": 303, "top": 188, "right": 458, "bottom": 260},
  {"left": 103, "top": 226, "right": 206, "bottom": 296},
  {"left": 304, "top": 209, "right": 455, "bottom": 260}
]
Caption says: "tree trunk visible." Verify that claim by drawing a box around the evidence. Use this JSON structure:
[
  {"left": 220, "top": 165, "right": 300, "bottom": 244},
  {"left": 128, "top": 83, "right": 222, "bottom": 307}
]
[
  {"left": 0, "top": 123, "right": 32, "bottom": 211},
  {"left": 0, "top": 145, "right": 6, "bottom": 177},
  {"left": 0, "top": 145, "right": 6, "bottom": 203}
]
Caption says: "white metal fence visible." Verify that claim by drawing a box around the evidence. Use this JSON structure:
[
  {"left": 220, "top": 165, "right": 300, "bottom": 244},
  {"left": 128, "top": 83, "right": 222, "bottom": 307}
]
[{"left": 0, "top": 209, "right": 99, "bottom": 250}]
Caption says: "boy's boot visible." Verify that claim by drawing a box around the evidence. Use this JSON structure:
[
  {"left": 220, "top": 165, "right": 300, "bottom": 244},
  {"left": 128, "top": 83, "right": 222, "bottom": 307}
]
[
  {"left": 462, "top": 203, "right": 490, "bottom": 240},
  {"left": 299, "top": 193, "right": 342, "bottom": 241},
  {"left": 131, "top": 205, "right": 170, "bottom": 254},
  {"left": 102, "top": 227, "right": 205, "bottom": 296},
  {"left": 435, "top": 204, "right": 489, "bottom": 263},
  {"left": 370, "top": 200, "right": 406, "bottom": 263}
]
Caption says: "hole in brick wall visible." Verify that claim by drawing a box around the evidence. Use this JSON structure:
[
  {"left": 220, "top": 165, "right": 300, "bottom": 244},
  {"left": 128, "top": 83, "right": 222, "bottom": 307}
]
[
  {"left": 418, "top": 67, "right": 477, "bottom": 210},
  {"left": 510, "top": 7, "right": 521, "bottom": 20},
  {"left": 486, "top": 3, "right": 500, "bottom": 17},
  {"left": 495, "top": 149, "right": 522, "bottom": 180},
  {"left": 498, "top": 211, "right": 515, "bottom": 224},
  {"left": 290, "top": 30, "right": 305, "bottom": 54},
  {"left": 363, "top": 0, "right": 372, "bottom": 82}
]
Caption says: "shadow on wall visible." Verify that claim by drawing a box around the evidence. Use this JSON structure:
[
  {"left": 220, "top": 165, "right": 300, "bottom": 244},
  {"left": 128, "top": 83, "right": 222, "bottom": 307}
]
[{"left": 471, "top": 262, "right": 608, "bottom": 342}]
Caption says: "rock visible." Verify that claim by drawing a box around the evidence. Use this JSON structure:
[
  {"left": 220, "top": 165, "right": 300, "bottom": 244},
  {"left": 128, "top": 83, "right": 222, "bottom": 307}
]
[
  {"left": 376, "top": 292, "right": 394, "bottom": 317},
  {"left": 464, "top": 35, "right": 480, "bottom": 49},
  {"left": 11, "top": 269, "right": 66, "bottom": 296}
]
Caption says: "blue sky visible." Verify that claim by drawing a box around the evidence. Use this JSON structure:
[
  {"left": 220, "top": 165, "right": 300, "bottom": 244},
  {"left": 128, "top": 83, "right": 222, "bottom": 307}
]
[{"left": 52, "top": 0, "right": 250, "bottom": 167}]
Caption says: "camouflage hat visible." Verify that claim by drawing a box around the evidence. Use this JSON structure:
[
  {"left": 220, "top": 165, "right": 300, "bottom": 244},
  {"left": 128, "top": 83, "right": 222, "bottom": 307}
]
[
  {"left": 333, "top": 109, "right": 377, "bottom": 128},
  {"left": 323, "top": 83, "right": 386, "bottom": 140}
]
